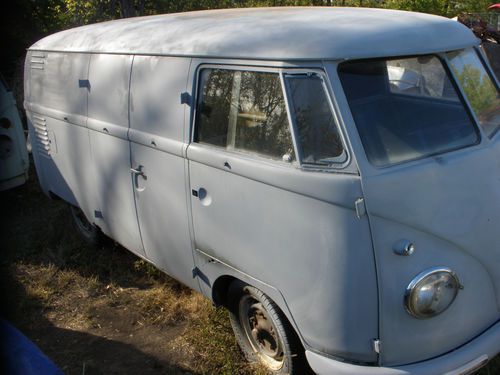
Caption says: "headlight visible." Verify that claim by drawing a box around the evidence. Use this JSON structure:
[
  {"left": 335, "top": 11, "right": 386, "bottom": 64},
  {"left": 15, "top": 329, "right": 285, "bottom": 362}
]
[{"left": 404, "top": 267, "right": 461, "bottom": 319}]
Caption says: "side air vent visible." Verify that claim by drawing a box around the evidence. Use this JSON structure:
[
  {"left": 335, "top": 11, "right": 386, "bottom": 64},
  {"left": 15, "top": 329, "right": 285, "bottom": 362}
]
[
  {"left": 32, "top": 115, "right": 50, "bottom": 158},
  {"left": 30, "top": 52, "right": 45, "bottom": 70}
]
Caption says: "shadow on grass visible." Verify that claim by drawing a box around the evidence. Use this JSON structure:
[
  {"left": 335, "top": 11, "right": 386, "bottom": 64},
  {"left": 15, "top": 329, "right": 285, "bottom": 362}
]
[
  {"left": 0, "top": 269, "right": 193, "bottom": 375},
  {"left": 0, "top": 168, "right": 196, "bottom": 374},
  {"left": 0, "top": 166, "right": 183, "bottom": 291}
]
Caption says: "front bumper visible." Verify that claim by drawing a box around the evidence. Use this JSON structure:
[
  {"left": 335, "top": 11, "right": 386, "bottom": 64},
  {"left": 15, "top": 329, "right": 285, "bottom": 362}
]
[{"left": 306, "top": 320, "right": 500, "bottom": 375}]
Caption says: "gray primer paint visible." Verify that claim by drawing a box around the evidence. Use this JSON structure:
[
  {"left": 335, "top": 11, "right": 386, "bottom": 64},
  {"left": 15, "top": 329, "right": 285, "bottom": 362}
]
[{"left": 29, "top": 8, "right": 478, "bottom": 60}]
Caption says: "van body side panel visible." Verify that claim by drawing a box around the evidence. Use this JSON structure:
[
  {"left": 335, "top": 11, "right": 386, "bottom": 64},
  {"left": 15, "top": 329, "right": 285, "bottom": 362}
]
[
  {"left": 29, "top": 52, "right": 88, "bottom": 120},
  {"left": 129, "top": 56, "right": 197, "bottom": 289},
  {"left": 25, "top": 51, "right": 96, "bottom": 221},
  {"left": 187, "top": 144, "right": 378, "bottom": 362},
  {"left": 87, "top": 53, "right": 145, "bottom": 257}
]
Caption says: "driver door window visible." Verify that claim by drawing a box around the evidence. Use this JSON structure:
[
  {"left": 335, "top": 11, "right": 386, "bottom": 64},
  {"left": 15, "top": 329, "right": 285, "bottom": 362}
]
[{"left": 195, "top": 69, "right": 295, "bottom": 163}]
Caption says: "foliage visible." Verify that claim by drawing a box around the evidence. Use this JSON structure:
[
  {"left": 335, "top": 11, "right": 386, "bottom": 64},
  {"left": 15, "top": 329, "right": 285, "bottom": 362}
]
[
  {"left": 7, "top": 0, "right": 497, "bottom": 37},
  {"left": 384, "top": 0, "right": 494, "bottom": 16},
  {"left": 2, "top": 1, "right": 496, "bottom": 103},
  {"left": 454, "top": 64, "right": 499, "bottom": 115}
]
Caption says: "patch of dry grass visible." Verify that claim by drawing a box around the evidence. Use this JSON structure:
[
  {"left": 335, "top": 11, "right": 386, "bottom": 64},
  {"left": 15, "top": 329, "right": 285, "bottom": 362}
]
[
  {"left": 13, "top": 263, "right": 101, "bottom": 331},
  {"left": 135, "top": 286, "right": 203, "bottom": 326},
  {"left": 0, "top": 169, "right": 258, "bottom": 373},
  {"left": 179, "top": 300, "right": 268, "bottom": 375}
]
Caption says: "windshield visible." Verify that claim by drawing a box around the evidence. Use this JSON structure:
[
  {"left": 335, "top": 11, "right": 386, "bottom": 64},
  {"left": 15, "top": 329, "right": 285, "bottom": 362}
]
[
  {"left": 338, "top": 55, "right": 479, "bottom": 167},
  {"left": 447, "top": 48, "right": 500, "bottom": 138}
]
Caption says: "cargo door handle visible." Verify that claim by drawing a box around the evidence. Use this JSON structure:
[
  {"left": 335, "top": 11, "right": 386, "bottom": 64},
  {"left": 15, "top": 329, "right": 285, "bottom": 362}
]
[
  {"left": 131, "top": 166, "right": 147, "bottom": 191},
  {"left": 130, "top": 167, "right": 145, "bottom": 177},
  {"left": 130, "top": 167, "right": 144, "bottom": 175}
]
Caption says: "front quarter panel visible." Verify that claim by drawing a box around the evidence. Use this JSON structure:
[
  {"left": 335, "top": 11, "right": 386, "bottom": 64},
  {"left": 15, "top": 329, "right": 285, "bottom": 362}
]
[{"left": 363, "top": 145, "right": 500, "bottom": 366}]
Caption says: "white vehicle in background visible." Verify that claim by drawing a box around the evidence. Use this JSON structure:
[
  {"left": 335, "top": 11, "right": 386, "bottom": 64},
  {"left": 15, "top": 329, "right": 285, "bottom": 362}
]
[
  {"left": 0, "top": 75, "right": 29, "bottom": 191},
  {"left": 25, "top": 7, "right": 500, "bottom": 375}
]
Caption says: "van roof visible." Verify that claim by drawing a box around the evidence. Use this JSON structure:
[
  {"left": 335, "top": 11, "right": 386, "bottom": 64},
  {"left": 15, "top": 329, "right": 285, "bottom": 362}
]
[{"left": 29, "top": 7, "right": 478, "bottom": 60}]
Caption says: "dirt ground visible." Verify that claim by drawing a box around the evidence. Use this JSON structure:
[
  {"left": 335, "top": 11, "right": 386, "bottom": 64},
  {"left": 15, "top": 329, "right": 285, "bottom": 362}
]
[
  {"left": 0, "top": 167, "right": 260, "bottom": 375},
  {"left": 1, "top": 166, "right": 499, "bottom": 375}
]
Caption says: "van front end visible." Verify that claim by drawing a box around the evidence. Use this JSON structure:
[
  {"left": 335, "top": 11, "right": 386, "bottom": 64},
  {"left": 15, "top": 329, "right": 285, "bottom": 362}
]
[
  {"left": 307, "top": 322, "right": 500, "bottom": 374},
  {"left": 309, "top": 46, "right": 500, "bottom": 374}
]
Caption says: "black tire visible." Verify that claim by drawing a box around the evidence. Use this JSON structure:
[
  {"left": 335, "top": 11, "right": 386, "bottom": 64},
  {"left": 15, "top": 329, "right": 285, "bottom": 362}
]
[
  {"left": 69, "top": 204, "right": 103, "bottom": 246},
  {"left": 227, "top": 280, "right": 307, "bottom": 374}
]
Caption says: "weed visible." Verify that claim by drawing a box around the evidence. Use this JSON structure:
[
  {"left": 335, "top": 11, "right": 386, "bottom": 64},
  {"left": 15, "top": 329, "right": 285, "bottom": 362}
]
[
  {"left": 182, "top": 302, "right": 254, "bottom": 375},
  {"left": 133, "top": 259, "right": 163, "bottom": 280}
]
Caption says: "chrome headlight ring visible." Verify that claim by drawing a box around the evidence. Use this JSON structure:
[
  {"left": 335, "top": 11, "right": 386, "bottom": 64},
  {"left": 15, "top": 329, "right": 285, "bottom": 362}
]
[{"left": 404, "top": 267, "right": 462, "bottom": 319}]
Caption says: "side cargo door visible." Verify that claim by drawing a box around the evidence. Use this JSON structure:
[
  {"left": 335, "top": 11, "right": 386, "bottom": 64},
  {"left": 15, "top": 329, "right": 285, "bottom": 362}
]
[
  {"left": 128, "top": 56, "right": 197, "bottom": 290},
  {"left": 87, "top": 54, "right": 145, "bottom": 257},
  {"left": 186, "top": 63, "right": 379, "bottom": 363}
]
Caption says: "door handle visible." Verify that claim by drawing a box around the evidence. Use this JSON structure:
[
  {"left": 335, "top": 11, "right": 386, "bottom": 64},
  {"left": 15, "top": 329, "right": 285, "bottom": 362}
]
[
  {"left": 131, "top": 165, "right": 147, "bottom": 191},
  {"left": 192, "top": 188, "right": 207, "bottom": 198},
  {"left": 131, "top": 166, "right": 146, "bottom": 179},
  {"left": 192, "top": 187, "right": 211, "bottom": 206}
]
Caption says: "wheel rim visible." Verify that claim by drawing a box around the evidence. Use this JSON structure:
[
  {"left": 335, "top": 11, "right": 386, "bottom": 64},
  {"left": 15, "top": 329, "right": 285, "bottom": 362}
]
[
  {"left": 239, "top": 294, "right": 285, "bottom": 371},
  {"left": 70, "top": 206, "right": 94, "bottom": 237}
]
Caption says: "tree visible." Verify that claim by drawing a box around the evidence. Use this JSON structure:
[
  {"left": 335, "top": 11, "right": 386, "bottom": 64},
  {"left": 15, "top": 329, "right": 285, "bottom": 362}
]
[
  {"left": 455, "top": 64, "right": 498, "bottom": 116},
  {"left": 383, "top": 0, "right": 494, "bottom": 17},
  {"left": 2, "top": 0, "right": 495, "bottom": 87}
]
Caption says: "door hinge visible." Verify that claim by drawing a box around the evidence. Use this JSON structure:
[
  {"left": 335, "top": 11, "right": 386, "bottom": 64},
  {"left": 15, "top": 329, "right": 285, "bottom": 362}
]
[
  {"left": 180, "top": 92, "right": 192, "bottom": 106},
  {"left": 78, "top": 79, "right": 90, "bottom": 90},
  {"left": 355, "top": 197, "right": 366, "bottom": 219},
  {"left": 372, "top": 339, "right": 381, "bottom": 354},
  {"left": 192, "top": 266, "right": 200, "bottom": 279}
]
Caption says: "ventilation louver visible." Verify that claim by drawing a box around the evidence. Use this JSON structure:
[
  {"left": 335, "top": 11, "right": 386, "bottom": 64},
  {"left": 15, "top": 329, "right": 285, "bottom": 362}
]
[
  {"left": 30, "top": 53, "right": 45, "bottom": 70},
  {"left": 32, "top": 115, "right": 50, "bottom": 158}
]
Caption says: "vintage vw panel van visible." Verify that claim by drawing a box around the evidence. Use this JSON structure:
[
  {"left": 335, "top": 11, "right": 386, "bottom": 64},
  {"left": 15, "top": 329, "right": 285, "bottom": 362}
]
[{"left": 24, "top": 8, "right": 500, "bottom": 375}]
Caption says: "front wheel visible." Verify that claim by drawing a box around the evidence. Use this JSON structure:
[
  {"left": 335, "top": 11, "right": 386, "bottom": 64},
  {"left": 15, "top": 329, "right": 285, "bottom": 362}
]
[
  {"left": 69, "top": 204, "right": 103, "bottom": 246},
  {"left": 227, "top": 280, "right": 307, "bottom": 374}
]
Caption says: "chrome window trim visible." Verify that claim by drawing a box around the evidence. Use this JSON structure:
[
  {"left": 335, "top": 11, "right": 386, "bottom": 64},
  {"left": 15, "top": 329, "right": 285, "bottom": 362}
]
[{"left": 282, "top": 71, "right": 351, "bottom": 171}]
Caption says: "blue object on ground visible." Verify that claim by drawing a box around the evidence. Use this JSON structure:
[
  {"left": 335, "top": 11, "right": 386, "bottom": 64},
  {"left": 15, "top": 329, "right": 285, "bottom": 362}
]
[{"left": 0, "top": 318, "right": 64, "bottom": 375}]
